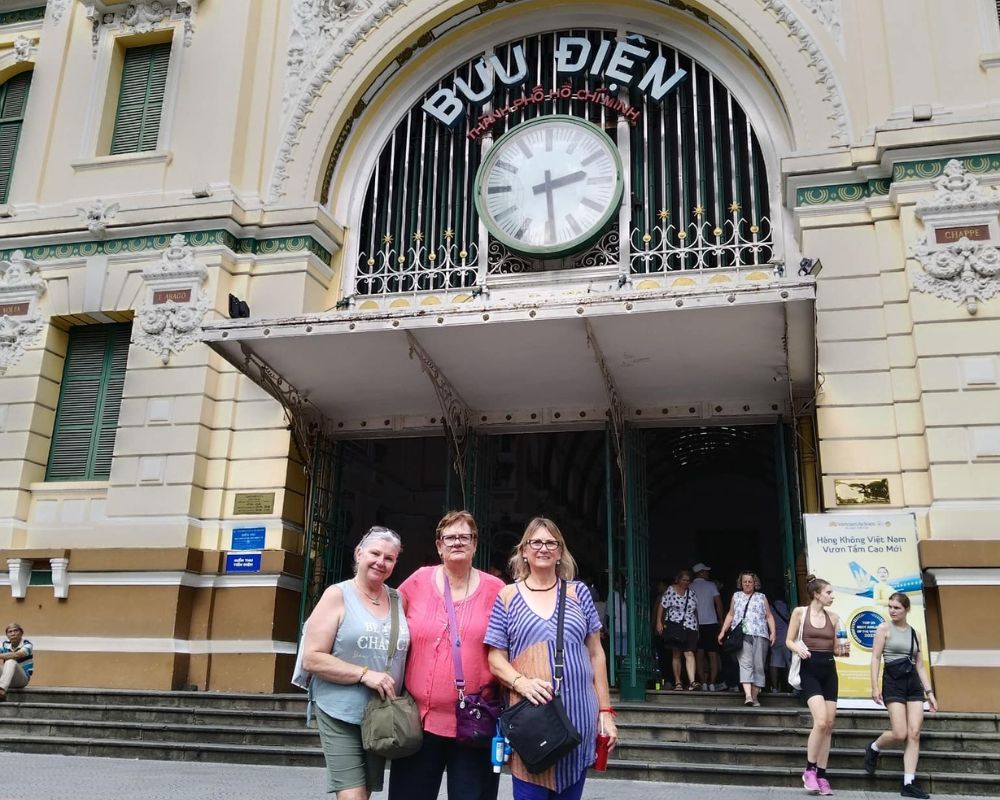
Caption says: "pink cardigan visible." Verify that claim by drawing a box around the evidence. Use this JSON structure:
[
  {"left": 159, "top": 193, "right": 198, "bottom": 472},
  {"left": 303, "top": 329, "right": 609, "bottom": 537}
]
[{"left": 399, "top": 566, "right": 504, "bottom": 737}]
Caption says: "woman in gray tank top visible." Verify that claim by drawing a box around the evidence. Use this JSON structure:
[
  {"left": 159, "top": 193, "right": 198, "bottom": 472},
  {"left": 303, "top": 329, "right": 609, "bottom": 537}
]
[
  {"left": 864, "top": 591, "right": 937, "bottom": 799},
  {"left": 301, "top": 526, "right": 410, "bottom": 800}
]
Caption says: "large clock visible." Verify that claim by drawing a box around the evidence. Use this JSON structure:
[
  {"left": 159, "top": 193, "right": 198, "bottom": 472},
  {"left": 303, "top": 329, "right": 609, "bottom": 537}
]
[{"left": 474, "top": 115, "right": 624, "bottom": 257}]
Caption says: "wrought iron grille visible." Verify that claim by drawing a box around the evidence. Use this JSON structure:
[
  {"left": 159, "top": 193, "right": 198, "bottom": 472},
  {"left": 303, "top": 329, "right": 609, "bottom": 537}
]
[{"left": 355, "top": 29, "right": 773, "bottom": 299}]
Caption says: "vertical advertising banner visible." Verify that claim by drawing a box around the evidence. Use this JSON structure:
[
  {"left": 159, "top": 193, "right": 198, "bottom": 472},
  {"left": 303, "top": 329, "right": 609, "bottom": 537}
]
[{"left": 803, "top": 513, "right": 929, "bottom": 705}]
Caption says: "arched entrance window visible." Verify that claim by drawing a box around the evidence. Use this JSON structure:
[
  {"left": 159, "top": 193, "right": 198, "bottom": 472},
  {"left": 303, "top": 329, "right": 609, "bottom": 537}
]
[
  {"left": 0, "top": 70, "right": 32, "bottom": 204},
  {"left": 353, "top": 30, "right": 773, "bottom": 300}
]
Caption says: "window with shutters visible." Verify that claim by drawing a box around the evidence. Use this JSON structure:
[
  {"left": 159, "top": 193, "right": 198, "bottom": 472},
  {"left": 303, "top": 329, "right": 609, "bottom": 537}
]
[
  {"left": 109, "top": 42, "right": 171, "bottom": 155},
  {"left": 46, "top": 324, "right": 132, "bottom": 482},
  {"left": 0, "top": 70, "right": 32, "bottom": 204}
]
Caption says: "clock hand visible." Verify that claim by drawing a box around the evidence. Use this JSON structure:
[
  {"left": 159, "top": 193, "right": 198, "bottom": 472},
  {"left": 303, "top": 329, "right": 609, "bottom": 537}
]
[{"left": 532, "top": 170, "right": 587, "bottom": 195}]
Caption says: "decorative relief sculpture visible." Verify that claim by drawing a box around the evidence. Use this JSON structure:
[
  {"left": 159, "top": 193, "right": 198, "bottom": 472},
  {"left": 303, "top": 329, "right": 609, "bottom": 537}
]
[
  {"left": 798, "top": 0, "right": 842, "bottom": 47},
  {"left": 80, "top": 0, "right": 199, "bottom": 53},
  {"left": 271, "top": 0, "right": 407, "bottom": 200},
  {"left": 13, "top": 35, "right": 36, "bottom": 63},
  {"left": 77, "top": 199, "right": 120, "bottom": 236},
  {"left": 910, "top": 160, "right": 1000, "bottom": 315},
  {"left": 755, "top": 0, "right": 849, "bottom": 144},
  {"left": 0, "top": 251, "right": 47, "bottom": 376},
  {"left": 48, "top": 0, "right": 72, "bottom": 24},
  {"left": 134, "top": 235, "right": 211, "bottom": 364}
]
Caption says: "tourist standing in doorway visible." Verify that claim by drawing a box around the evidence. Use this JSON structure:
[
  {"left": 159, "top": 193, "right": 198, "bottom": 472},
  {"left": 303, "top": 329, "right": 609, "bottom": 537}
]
[
  {"left": 786, "top": 575, "right": 850, "bottom": 797},
  {"left": 864, "top": 591, "right": 936, "bottom": 799},
  {"left": 769, "top": 595, "right": 792, "bottom": 693},
  {"left": 388, "top": 511, "right": 504, "bottom": 800},
  {"left": 691, "top": 563, "right": 723, "bottom": 690},
  {"left": 656, "top": 569, "right": 700, "bottom": 690},
  {"left": 719, "top": 571, "right": 776, "bottom": 706},
  {"left": 0, "top": 622, "right": 32, "bottom": 699},
  {"left": 486, "top": 516, "right": 617, "bottom": 800},
  {"left": 301, "top": 527, "right": 408, "bottom": 800}
]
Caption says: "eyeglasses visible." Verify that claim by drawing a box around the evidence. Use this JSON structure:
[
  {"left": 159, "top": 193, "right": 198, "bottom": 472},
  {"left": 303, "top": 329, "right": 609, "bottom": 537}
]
[
  {"left": 440, "top": 534, "right": 474, "bottom": 546},
  {"left": 526, "top": 539, "right": 561, "bottom": 551}
]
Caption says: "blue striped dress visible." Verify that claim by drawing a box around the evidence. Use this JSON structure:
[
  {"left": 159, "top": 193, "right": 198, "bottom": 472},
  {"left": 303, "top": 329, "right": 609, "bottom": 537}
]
[{"left": 485, "top": 580, "right": 602, "bottom": 793}]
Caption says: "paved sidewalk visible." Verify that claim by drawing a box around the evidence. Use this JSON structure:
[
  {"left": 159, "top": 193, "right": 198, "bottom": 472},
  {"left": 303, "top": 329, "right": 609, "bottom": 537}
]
[{"left": 0, "top": 753, "right": 977, "bottom": 800}]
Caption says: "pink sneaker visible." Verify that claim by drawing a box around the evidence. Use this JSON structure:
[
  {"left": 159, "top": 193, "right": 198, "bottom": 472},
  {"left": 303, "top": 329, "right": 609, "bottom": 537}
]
[
  {"left": 817, "top": 777, "right": 833, "bottom": 796},
  {"left": 802, "top": 769, "right": 820, "bottom": 794}
]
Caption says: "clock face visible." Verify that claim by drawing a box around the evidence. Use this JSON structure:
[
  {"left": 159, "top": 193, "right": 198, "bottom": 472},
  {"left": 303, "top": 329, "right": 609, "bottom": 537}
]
[{"left": 474, "top": 115, "right": 623, "bottom": 257}]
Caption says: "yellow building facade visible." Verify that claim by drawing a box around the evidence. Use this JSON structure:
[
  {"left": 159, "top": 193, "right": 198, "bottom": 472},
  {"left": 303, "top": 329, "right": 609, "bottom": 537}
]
[{"left": 0, "top": 0, "right": 999, "bottom": 710}]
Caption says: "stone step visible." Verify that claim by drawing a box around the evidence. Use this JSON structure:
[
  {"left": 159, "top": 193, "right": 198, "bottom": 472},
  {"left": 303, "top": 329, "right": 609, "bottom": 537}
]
[
  {"left": 616, "top": 721, "right": 1000, "bottom": 753},
  {"left": 613, "top": 739, "right": 1000, "bottom": 774},
  {"left": 615, "top": 689, "right": 802, "bottom": 708},
  {"left": 15, "top": 687, "right": 308, "bottom": 712},
  {"left": 598, "top": 759, "right": 1000, "bottom": 796},
  {"left": 0, "top": 718, "right": 319, "bottom": 748},
  {"left": 0, "top": 700, "right": 305, "bottom": 728}
]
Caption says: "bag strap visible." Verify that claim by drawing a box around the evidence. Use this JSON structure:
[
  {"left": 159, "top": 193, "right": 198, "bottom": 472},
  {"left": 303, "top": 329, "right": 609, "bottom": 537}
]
[
  {"left": 734, "top": 591, "right": 755, "bottom": 627},
  {"left": 443, "top": 571, "right": 466, "bottom": 699},
  {"left": 553, "top": 580, "right": 568, "bottom": 695},
  {"left": 796, "top": 607, "right": 805, "bottom": 645},
  {"left": 909, "top": 627, "right": 918, "bottom": 660},
  {"left": 386, "top": 588, "right": 400, "bottom": 664}
]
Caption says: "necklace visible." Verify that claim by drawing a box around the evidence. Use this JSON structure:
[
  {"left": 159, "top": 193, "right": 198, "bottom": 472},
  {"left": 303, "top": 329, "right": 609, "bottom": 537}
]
[
  {"left": 354, "top": 578, "right": 383, "bottom": 605},
  {"left": 523, "top": 577, "right": 558, "bottom": 592}
]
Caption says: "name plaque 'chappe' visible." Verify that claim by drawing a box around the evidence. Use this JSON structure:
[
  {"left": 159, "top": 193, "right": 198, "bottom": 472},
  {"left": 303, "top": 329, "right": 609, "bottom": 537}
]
[
  {"left": 152, "top": 288, "right": 192, "bottom": 304},
  {"left": 423, "top": 34, "right": 687, "bottom": 127},
  {"left": 0, "top": 302, "right": 30, "bottom": 316},
  {"left": 233, "top": 492, "right": 275, "bottom": 515},
  {"left": 934, "top": 224, "right": 990, "bottom": 244}
]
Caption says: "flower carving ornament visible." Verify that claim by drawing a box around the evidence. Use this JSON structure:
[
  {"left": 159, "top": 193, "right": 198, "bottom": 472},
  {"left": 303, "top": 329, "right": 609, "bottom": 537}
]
[
  {"left": 134, "top": 235, "right": 211, "bottom": 364},
  {"left": 0, "top": 251, "right": 47, "bottom": 376},
  {"left": 910, "top": 160, "right": 1000, "bottom": 315},
  {"left": 80, "top": 0, "right": 200, "bottom": 52}
]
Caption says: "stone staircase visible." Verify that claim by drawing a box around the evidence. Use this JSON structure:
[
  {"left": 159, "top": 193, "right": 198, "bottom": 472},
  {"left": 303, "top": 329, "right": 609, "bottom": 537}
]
[{"left": 1, "top": 687, "right": 998, "bottom": 795}]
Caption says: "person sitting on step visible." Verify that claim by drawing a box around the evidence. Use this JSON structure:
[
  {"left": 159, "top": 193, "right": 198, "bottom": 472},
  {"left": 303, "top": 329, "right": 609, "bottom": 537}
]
[{"left": 0, "top": 622, "right": 33, "bottom": 699}]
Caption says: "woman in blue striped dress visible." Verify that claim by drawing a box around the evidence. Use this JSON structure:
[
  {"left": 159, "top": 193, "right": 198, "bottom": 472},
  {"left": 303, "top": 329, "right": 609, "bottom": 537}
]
[{"left": 485, "top": 517, "right": 617, "bottom": 800}]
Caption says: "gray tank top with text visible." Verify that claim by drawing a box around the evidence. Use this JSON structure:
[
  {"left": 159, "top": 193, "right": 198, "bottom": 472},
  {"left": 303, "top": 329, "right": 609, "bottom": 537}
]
[{"left": 311, "top": 580, "right": 410, "bottom": 724}]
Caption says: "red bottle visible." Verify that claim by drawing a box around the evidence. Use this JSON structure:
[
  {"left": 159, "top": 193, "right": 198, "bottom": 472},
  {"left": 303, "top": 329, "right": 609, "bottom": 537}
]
[{"left": 594, "top": 733, "right": 611, "bottom": 771}]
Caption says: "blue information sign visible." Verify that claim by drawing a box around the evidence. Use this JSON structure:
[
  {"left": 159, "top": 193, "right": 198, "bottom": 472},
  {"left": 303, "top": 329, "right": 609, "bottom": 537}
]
[
  {"left": 225, "top": 552, "right": 262, "bottom": 573},
  {"left": 231, "top": 526, "right": 266, "bottom": 550}
]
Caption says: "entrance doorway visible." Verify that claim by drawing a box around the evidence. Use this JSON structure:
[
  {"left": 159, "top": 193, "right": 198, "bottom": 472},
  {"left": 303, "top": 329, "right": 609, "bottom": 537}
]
[{"left": 300, "top": 423, "right": 802, "bottom": 689}]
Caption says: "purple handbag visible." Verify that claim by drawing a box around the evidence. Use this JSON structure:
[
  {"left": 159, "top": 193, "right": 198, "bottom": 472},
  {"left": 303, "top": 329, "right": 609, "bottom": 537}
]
[{"left": 444, "top": 574, "right": 503, "bottom": 747}]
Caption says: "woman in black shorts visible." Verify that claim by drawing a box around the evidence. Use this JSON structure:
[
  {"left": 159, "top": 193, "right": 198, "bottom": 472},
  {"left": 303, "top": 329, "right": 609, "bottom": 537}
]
[
  {"left": 864, "top": 592, "right": 937, "bottom": 799},
  {"left": 786, "top": 576, "right": 849, "bottom": 797}
]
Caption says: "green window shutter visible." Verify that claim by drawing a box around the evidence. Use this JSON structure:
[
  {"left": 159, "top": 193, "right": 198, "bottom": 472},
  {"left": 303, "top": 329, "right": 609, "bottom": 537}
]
[
  {"left": 0, "top": 71, "right": 32, "bottom": 204},
  {"left": 46, "top": 323, "right": 132, "bottom": 482},
  {"left": 110, "top": 42, "right": 171, "bottom": 155}
]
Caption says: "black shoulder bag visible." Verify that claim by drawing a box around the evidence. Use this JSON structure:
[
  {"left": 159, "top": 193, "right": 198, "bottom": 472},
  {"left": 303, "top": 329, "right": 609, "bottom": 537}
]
[
  {"left": 884, "top": 628, "right": 918, "bottom": 680},
  {"left": 661, "top": 589, "right": 693, "bottom": 648},
  {"left": 499, "top": 580, "right": 583, "bottom": 773},
  {"left": 721, "top": 592, "right": 754, "bottom": 654}
]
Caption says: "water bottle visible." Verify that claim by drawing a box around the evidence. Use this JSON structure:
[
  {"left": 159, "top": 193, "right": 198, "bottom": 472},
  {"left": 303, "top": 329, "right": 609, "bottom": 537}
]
[
  {"left": 594, "top": 733, "right": 611, "bottom": 771},
  {"left": 491, "top": 730, "right": 511, "bottom": 773},
  {"left": 835, "top": 618, "right": 849, "bottom": 656}
]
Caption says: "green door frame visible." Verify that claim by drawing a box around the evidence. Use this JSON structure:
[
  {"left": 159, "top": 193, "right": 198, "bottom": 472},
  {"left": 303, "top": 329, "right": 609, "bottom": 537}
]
[{"left": 775, "top": 422, "right": 800, "bottom": 604}]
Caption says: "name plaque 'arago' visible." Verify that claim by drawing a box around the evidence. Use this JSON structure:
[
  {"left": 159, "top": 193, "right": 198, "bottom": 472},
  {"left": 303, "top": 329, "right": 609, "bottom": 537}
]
[
  {"left": 424, "top": 34, "right": 687, "bottom": 127},
  {"left": 233, "top": 492, "right": 275, "bottom": 515},
  {"left": 152, "top": 288, "right": 192, "bottom": 304}
]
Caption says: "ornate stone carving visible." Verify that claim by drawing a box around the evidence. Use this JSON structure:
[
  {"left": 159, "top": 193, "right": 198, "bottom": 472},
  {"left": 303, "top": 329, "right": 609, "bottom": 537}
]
[
  {"left": 798, "top": 0, "right": 842, "bottom": 47},
  {"left": 134, "top": 235, "right": 211, "bottom": 363},
  {"left": 270, "top": 0, "right": 408, "bottom": 200},
  {"left": 910, "top": 160, "right": 1000, "bottom": 315},
  {"left": 0, "top": 251, "right": 47, "bottom": 376},
  {"left": 755, "top": 0, "right": 849, "bottom": 145},
  {"left": 13, "top": 35, "right": 36, "bottom": 62},
  {"left": 77, "top": 199, "right": 120, "bottom": 236},
  {"left": 80, "top": 0, "right": 199, "bottom": 52},
  {"left": 48, "top": 0, "right": 72, "bottom": 24}
]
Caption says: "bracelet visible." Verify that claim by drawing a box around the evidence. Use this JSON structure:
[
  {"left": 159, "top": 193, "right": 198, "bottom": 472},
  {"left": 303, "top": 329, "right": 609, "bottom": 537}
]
[
  {"left": 511, "top": 675, "right": 523, "bottom": 689},
  {"left": 358, "top": 666, "right": 369, "bottom": 684},
  {"left": 599, "top": 707, "right": 616, "bottom": 716}
]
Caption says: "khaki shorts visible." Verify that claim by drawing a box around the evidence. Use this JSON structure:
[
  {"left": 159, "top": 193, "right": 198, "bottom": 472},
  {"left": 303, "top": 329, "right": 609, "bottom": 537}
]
[{"left": 315, "top": 705, "right": 386, "bottom": 793}]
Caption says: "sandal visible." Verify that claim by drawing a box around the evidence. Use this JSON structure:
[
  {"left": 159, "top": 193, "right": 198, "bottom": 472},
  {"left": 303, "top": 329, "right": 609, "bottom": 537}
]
[
  {"left": 688, "top": 682, "right": 701, "bottom": 691},
  {"left": 673, "top": 683, "right": 684, "bottom": 691}
]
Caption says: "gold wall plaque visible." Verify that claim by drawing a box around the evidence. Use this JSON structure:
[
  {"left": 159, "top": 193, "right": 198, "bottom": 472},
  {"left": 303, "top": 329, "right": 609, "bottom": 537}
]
[
  {"left": 834, "top": 478, "right": 890, "bottom": 506},
  {"left": 234, "top": 492, "right": 275, "bottom": 515}
]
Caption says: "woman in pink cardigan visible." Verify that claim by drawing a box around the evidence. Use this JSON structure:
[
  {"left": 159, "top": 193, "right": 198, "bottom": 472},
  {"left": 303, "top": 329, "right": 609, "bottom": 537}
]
[{"left": 387, "top": 510, "right": 505, "bottom": 800}]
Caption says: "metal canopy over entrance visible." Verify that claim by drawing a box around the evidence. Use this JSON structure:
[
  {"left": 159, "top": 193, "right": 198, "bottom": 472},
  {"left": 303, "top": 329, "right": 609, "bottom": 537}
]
[{"left": 203, "top": 283, "right": 815, "bottom": 434}]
